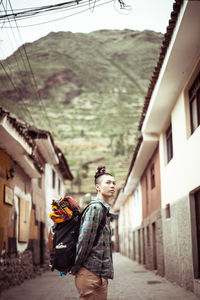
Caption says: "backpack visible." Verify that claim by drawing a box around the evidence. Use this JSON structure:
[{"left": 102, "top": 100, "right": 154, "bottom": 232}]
[{"left": 49, "top": 202, "right": 107, "bottom": 273}]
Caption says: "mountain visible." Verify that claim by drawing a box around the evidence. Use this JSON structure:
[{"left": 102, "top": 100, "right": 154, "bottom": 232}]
[{"left": 0, "top": 29, "right": 163, "bottom": 195}]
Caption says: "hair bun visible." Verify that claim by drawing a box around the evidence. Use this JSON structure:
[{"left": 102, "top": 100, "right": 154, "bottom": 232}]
[{"left": 95, "top": 166, "right": 106, "bottom": 178}]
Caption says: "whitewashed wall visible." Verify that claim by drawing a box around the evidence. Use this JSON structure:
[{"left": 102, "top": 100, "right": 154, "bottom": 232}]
[{"left": 45, "top": 164, "right": 66, "bottom": 232}]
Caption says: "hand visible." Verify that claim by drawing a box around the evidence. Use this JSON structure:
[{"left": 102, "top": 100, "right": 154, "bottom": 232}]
[{"left": 70, "top": 266, "right": 78, "bottom": 275}]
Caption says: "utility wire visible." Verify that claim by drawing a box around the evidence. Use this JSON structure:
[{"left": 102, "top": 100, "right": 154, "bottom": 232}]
[
  {"left": 0, "top": 0, "right": 99, "bottom": 23},
  {"left": 2, "top": 0, "right": 114, "bottom": 28},
  {"left": 2, "top": 1, "right": 23, "bottom": 74},
  {"left": 0, "top": 59, "right": 16, "bottom": 89},
  {"left": 0, "top": 1, "right": 37, "bottom": 125},
  {"left": 2, "top": 0, "right": 52, "bottom": 129},
  {"left": 8, "top": 0, "right": 53, "bottom": 130},
  {"left": 0, "top": 1, "right": 84, "bottom": 19},
  {"left": 0, "top": 58, "right": 37, "bottom": 125}
]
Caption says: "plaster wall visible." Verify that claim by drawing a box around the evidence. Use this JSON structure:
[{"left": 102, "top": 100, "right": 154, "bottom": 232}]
[
  {"left": 159, "top": 63, "right": 200, "bottom": 291},
  {"left": 45, "top": 164, "right": 66, "bottom": 233}
]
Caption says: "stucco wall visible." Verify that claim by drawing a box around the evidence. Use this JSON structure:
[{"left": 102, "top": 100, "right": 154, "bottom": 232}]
[
  {"left": 160, "top": 88, "right": 200, "bottom": 207},
  {"left": 141, "top": 147, "right": 161, "bottom": 219},
  {"left": 45, "top": 164, "right": 66, "bottom": 233},
  {"left": 159, "top": 64, "right": 200, "bottom": 291}
]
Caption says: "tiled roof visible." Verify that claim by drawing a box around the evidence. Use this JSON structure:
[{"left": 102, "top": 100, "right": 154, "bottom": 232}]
[
  {"left": 0, "top": 107, "right": 33, "bottom": 147},
  {"left": 27, "top": 126, "right": 73, "bottom": 180},
  {"left": 0, "top": 107, "right": 73, "bottom": 179},
  {"left": 138, "top": 0, "right": 184, "bottom": 131},
  {"left": 55, "top": 146, "right": 74, "bottom": 180}
]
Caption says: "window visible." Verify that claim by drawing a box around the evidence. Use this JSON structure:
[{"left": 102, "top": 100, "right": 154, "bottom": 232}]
[
  {"left": 147, "top": 226, "right": 150, "bottom": 245},
  {"left": 189, "top": 71, "right": 200, "bottom": 134},
  {"left": 165, "top": 203, "right": 171, "bottom": 218},
  {"left": 194, "top": 190, "right": 200, "bottom": 277},
  {"left": 52, "top": 170, "right": 55, "bottom": 189},
  {"left": 38, "top": 178, "right": 42, "bottom": 189},
  {"left": 166, "top": 124, "right": 173, "bottom": 163},
  {"left": 58, "top": 179, "right": 61, "bottom": 194},
  {"left": 150, "top": 165, "right": 155, "bottom": 189}
]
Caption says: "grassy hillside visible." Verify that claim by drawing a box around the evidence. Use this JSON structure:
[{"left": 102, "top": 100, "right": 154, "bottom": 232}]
[{"left": 0, "top": 29, "right": 163, "bottom": 195}]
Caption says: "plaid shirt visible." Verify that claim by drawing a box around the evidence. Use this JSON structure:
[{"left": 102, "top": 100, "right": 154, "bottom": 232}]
[{"left": 74, "top": 197, "right": 114, "bottom": 279}]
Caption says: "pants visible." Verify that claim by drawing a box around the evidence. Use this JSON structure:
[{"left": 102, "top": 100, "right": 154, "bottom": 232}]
[{"left": 75, "top": 267, "right": 108, "bottom": 300}]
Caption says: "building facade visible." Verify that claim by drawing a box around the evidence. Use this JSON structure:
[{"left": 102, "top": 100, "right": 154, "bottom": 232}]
[
  {"left": 0, "top": 108, "right": 73, "bottom": 291},
  {"left": 114, "top": 0, "right": 200, "bottom": 296},
  {"left": 140, "top": 147, "right": 164, "bottom": 276}
]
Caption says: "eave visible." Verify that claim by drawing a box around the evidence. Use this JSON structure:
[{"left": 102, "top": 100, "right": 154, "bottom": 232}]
[
  {"left": 124, "top": 134, "right": 158, "bottom": 196},
  {"left": 56, "top": 147, "right": 73, "bottom": 181},
  {"left": 27, "top": 128, "right": 59, "bottom": 165},
  {"left": 0, "top": 115, "right": 41, "bottom": 178},
  {"left": 141, "top": 1, "right": 200, "bottom": 134}
]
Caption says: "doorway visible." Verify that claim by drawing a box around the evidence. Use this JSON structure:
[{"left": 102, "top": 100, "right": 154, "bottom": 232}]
[
  {"left": 152, "top": 222, "right": 157, "bottom": 270},
  {"left": 40, "top": 222, "right": 44, "bottom": 265},
  {"left": 142, "top": 227, "right": 146, "bottom": 264},
  {"left": 195, "top": 191, "right": 200, "bottom": 277}
]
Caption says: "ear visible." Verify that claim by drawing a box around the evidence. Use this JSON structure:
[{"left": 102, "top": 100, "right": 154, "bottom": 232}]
[{"left": 96, "top": 184, "right": 100, "bottom": 192}]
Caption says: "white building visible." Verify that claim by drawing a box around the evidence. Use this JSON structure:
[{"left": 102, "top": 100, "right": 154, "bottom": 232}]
[
  {"left": 27, "top": 128, "right": 73, "bottom": 234},
  {"left": 138, "top": 0, "right": 200, "bottom": 296},
  {"left": 114, "top": 181, "right": 142, "bottom": 260},
  {"left": 114, "top": 0, "right": 200, "bottom": 296}
]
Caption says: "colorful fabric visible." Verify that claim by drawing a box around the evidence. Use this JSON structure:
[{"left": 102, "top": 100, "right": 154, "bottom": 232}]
[
  {"left": 74, "top": 197, "right": 114, "bottom": 279},
  {"left": 49, "top": 196, "right": 79, "bottom": 223}
]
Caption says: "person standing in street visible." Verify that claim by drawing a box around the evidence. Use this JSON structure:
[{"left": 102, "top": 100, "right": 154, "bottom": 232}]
[{"left": 72, "top": 166, "right": 116, "bottom": 300}]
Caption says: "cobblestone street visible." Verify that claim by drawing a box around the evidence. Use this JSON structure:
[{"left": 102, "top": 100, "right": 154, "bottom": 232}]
[{"left": 0, "top": 253, "right": 198, "bottom": 300}]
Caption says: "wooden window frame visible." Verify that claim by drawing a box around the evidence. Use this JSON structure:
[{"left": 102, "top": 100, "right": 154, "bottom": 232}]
[
  {"left": 52, "top": 170, "right": 56, "bottom": 189},
  {"left": 165, "top": 203, "right": 171, "bottom": 218},
  {"left": 189, "top": 71, "right": 200, "bottom": 134},
  {"left": 150, "top": 164, "right": 155, "bottom": 189},
  {"left": 166, "top": 124, "right": 173, "bottom": 163},
  {"left": 58, "top": 178, "right": 61, "bottom": 194},
  {"left": 38, "top": 178, "right": 42, "bottom": 189},
  {"left": 194, "top": 190, "right": 200, "bottom": 278}
]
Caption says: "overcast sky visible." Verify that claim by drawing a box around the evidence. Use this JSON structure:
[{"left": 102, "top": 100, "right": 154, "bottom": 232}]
[{"left": 0, "top": 0, "right": 174, "bottom": 59}]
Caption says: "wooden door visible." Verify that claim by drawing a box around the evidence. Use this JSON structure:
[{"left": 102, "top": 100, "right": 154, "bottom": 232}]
[
  {"left": 19, "top": 198, "right": 30, "bottom": 242},
  {"left": 152, "top": 222, "right": 157, "bottom": 270},
  {"left": 195, "top": 191, "right": 200, "bottom": 277}
]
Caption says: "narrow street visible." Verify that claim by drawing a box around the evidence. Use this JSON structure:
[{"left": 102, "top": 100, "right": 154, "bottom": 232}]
[{"left": 0, "top": 253, "right": 198, "bottom": 300}]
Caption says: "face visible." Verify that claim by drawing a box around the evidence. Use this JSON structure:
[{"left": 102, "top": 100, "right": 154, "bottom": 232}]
[{"left": 96, "top": 174, "right": 116, "bottom": 203}]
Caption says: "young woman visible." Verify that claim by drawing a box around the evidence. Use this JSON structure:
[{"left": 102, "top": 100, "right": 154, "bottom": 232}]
[{"left": 73, "top": 166, "right": 116, "bottom": 300}]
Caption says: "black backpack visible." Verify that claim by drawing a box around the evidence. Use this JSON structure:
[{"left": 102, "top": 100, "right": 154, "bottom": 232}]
[{"left": 50, "top": 202, "right": 107, "bottom": 273}]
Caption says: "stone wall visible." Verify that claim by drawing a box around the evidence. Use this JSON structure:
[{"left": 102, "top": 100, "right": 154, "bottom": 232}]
[
  {"left": 162, "top": 195, "right": 194, "bottom": 291},
  {"left": 0, "top": 245, "right": 50, "bottom": 294},
  {"left": 118, "top": 209, "right": 165, "bottom": 277},
  {"left": 143, "top": 211, "right": 164, "bottom": 276}
]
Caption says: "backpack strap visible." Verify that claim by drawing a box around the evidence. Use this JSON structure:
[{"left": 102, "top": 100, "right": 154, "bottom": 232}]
[
  {"left": 81, "top": 201, "right": 108, "bottom": 247},
  {"left": 93, "top": 202, "right": 107, "bottom": 247}
]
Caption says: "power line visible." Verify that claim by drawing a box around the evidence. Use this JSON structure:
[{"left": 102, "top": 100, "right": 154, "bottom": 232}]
[
  {"left": 0, "top": 1, "right": 83, "bottom": 20},
  {"left": 0, "top": 0, "right": 98, "bottom": 23},
  {"left": 1, "top": 0, "right": 114, "bottom": 28},
  {"left": 7, "top": 0, "right": 53, "bottom": 130},
  {"left": 1, "top": 1, "right": 24, "bottom": 74},
  {"left": 0, "top": 59, "right": 16, "bottom": 89},
  {"left": 0, "top": 59, "right": 36, "bottom": 124},
  {"left": 0, "top": 1, "right": 38, "bottom": 125}
]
